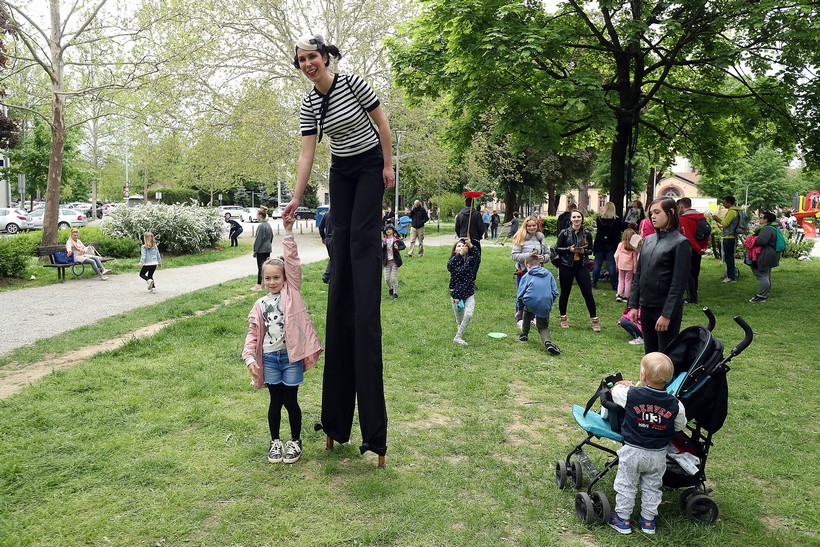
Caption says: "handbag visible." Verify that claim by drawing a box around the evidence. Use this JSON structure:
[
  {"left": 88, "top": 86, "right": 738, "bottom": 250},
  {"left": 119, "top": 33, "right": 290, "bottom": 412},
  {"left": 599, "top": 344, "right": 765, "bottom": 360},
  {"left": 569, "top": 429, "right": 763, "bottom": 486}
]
[
  {"left": 53, "top": 251, "right": 74, "bottom": 264},
  {"left": 549, "top": 245, "right": 561, "bottom": 268}
]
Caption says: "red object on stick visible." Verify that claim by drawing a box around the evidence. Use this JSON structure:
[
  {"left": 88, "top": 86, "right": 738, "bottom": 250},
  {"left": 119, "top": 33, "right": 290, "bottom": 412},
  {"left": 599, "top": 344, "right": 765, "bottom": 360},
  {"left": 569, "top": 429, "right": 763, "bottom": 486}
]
[{"left": 463, "top": 191, "right": 484, "bottom": 198}]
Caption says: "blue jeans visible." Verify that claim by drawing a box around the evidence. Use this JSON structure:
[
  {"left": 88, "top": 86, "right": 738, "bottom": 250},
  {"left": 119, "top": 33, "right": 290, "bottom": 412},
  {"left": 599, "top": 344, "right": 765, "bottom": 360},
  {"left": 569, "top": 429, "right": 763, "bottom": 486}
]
[
  {"left": 591, "top": 244, "right": 618, "bottom": 290},
  {"left": 263, "top": 349, "right": 304, "bottom": 386},
  {"left": 722, "top": 237, "right": 737, "bottom": 280},
  {"left": 619, "top": 319, "right": 642, "bottom": 340}
]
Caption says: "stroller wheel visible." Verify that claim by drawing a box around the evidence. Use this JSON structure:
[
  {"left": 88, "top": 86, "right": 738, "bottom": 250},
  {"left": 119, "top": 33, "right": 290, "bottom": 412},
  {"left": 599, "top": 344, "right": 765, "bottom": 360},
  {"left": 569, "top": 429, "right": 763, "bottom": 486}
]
[
  {"left": 685, "top": 494, "right": 719, "bottom": 523},
  {"left": 679, "top": 487, "right": 699, "bottom": 513},
  {"left": 574, "top": 492, "right": 596, "bottom": 525},
  {"left": 591, "top": 491, "right": 611, "bottom": 524},
  {"left": 555, "top": 460, "right": 568, "bottom": 490},
  {"left": 571, "top": 460, "right": 584, "bottom": 489}
]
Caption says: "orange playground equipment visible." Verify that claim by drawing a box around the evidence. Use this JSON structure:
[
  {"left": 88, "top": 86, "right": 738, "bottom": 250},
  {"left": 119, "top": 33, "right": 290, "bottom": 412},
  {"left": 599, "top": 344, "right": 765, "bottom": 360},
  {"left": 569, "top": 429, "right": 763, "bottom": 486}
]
[{"left": 793, "top": 190, "right": 820, "bottom": 239}]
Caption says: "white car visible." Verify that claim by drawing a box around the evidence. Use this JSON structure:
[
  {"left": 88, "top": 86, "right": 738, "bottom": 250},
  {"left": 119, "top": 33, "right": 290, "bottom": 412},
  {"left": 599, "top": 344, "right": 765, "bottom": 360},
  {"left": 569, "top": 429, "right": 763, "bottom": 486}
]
[
  {"left": 0, "top": 208, "right": 32, "bottom": 234},
  {"left": 269, "top": 206, "right": 285, "bottom": 219},
  {"left": 239, "top": 207, "right": 259, "bottom": 223},
  {"left": 28, "top": 208, "right": 88, "bottom": 230},
  {"left": 218, "top": 205, "right": 245, "bottom": 220}
]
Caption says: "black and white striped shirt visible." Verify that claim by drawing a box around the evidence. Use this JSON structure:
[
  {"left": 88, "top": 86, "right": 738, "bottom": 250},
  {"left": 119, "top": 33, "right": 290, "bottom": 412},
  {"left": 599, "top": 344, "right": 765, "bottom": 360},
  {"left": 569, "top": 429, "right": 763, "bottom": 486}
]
[{"left": 300, "top": 73, "right": 381, "bottom": 157}]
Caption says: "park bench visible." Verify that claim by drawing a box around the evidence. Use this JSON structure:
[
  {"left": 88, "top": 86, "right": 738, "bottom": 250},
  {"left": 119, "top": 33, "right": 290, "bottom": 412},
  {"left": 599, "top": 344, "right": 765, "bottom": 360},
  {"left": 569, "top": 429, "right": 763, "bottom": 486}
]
[{"left": 37, "top": 243, "right": 112, "bottom": 281}]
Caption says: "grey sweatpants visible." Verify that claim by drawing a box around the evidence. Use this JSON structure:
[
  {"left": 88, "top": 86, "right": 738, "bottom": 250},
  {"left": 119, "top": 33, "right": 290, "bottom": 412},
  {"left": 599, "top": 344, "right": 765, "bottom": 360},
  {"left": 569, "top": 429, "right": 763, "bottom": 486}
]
[
  {"left": 452, "top": 294, "right": 475, "bottom": 339},
  {"left": 614, "top": 444, "right": 667, "bottom": 520}
]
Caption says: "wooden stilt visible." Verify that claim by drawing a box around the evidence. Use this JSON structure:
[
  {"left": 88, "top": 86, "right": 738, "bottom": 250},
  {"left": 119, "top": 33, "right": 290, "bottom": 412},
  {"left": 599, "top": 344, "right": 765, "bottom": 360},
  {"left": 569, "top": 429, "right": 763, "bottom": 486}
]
[
  {"left": 378, "top": 455, "right": 385, "bottom": 468},
  {"left": 326, "top": 435, "right": 334, "bottom": 450}
]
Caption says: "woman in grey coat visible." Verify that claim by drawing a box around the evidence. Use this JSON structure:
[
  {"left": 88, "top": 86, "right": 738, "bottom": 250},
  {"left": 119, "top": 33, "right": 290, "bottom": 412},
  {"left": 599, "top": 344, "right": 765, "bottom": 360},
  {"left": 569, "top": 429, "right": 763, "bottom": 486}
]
[
  {"left": 252, "top": 206, "right": 274, "bottom": 290},
  {"left": 749, "top": 212, "right": 781, "bottom": 303}
]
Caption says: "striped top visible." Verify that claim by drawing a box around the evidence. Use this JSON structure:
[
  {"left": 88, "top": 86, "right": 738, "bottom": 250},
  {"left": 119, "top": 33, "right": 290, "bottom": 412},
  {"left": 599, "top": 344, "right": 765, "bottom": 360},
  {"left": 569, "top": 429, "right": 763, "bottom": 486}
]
[{"left": 299, "top": 73, "right": 381, "bottom": 157}]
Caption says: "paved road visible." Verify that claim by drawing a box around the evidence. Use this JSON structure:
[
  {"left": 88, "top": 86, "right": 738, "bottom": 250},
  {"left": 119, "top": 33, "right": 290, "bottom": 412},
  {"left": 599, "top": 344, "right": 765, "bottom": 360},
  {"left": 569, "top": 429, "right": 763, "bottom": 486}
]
[{"left": 1, "top": 230, "right": 459, "bottom": 356}]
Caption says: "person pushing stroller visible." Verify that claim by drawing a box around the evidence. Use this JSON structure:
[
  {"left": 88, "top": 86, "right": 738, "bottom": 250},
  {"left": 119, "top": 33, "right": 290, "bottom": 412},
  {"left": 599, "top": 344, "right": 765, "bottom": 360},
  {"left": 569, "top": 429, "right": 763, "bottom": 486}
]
[{"left": 608, "top": 352, "right": 687, "bottom": 535}]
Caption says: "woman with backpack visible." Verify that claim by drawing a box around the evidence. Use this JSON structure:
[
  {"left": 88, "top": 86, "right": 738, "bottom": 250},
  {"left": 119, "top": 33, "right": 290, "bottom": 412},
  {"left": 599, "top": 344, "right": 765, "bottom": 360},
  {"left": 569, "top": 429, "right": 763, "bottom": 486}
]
[{"left": 748, "top": 212, "right": 782, "bottom": 303}]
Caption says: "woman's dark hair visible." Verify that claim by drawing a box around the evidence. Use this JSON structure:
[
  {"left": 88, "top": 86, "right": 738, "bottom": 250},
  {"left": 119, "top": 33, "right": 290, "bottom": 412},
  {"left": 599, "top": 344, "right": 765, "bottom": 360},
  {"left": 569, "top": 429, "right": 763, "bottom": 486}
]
[
  {"left": 292, "top": 37, "right": 342, "bottom": 69},
  {"left": 762, "top": 211, "right": 776, "bottom": 223},
  {"left": 648, "top": 197, "right": 680, "bottom": 231}
]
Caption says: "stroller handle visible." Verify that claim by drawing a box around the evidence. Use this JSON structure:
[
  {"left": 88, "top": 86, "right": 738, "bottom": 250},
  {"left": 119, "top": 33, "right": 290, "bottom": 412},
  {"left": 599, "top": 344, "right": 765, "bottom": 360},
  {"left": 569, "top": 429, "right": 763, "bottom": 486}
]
[
  {"left": 730, "top": 315, "right": 754, "bottom": 355},
  {"left": 702, "top": 307, "right": 716, "bottom": 331}
]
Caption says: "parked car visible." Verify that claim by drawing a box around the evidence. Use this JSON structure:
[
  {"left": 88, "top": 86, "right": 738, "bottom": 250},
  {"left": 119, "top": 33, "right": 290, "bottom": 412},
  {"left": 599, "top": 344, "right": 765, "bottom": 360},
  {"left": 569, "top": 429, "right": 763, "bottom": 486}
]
[
  {"left": 0, "top": 208, "right": 32, "bottom": 234},
  {"left": 269, "top": 206, "right": 285, "bottom": 219},
  {"left": 67, "top": 201, "right": 104, "bottom": 219},
  {"left": 28, "top": 208, "right": 88, "bottom": 230},
  {"left": 218, "top": 205, "right": 245, "bottom": 220},
  {"left": 239, "top": 207, "right": 259, "bottom": 223},
  {"left": 294, "top": 206, "right": 316, "bottom": 220}
]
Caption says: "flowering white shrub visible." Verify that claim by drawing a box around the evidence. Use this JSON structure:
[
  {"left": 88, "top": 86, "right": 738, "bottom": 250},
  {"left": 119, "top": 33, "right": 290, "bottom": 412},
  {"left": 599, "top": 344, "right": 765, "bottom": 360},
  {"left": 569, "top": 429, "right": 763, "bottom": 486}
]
[{"left": 101, "top": 203, "right": 225, "bottom": 254}]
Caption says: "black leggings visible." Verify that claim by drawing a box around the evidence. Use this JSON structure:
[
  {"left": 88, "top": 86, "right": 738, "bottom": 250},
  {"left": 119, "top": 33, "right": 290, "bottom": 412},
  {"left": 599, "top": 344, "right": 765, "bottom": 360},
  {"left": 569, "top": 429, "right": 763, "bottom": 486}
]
[
  {"left": 139, "top": 265, "right": 156, "bottom": 282},
  {"left": 558, "top": 262, "right": 597, "bottom": 318},
  {"left": 256, "top": 252, "right": 271, "bottom": 285},
  {"left": 267, "top": 383, "right": 301, "bottom": 441}
]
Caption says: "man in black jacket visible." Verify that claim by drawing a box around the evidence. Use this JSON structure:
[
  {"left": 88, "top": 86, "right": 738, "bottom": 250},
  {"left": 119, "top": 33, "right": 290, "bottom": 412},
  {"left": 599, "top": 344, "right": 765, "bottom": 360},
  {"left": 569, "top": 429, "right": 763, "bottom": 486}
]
[
  {"left": 556, "top": 203, "right": 577, "bottom": 235},
  {"left": 455, "top": 198, "right": 485, "bottom": 249},
  {"left": 407, "top": 200, "right": 429, "bottom": 257}
]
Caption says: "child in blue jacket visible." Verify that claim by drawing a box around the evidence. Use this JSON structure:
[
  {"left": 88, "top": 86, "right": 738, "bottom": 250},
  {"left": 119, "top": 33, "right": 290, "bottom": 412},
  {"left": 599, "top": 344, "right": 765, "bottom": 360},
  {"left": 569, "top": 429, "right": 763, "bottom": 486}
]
[{"left": 517, "top": 253, "right": 560, "bottom": 354}]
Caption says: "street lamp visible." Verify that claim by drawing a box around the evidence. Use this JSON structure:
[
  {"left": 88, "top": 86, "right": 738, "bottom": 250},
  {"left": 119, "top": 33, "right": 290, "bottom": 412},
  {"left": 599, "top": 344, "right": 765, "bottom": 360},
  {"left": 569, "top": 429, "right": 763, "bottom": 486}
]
[{"left": 393, "top": 129, "right": 406, "bottom": 214}]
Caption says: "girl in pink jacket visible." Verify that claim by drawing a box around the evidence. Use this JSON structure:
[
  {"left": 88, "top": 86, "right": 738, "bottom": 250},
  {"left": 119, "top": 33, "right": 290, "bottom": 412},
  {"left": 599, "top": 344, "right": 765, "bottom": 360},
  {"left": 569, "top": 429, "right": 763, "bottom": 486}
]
[
  {"left": 243, "top": 217, "right": 322, "bottom": 465},
  {"left": 614, "top": 228, "right": 639, "bottom": 303}
]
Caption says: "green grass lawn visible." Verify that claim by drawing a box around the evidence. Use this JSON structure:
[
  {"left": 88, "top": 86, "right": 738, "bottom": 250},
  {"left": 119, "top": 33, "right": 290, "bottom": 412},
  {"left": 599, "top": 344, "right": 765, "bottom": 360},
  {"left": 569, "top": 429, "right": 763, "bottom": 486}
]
[{"left": 1, "top": 246, "right": 817, "bottom": 545}]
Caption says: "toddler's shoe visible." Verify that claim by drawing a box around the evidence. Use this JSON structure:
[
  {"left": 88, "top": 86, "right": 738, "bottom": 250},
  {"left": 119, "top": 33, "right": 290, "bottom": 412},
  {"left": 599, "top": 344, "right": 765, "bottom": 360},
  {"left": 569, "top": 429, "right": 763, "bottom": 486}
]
[
  {"left": 268, "top": 439, "right": 284, "bottom": 463},
  {"left": 453, "top": 336, "right": 468, "bottom": 346},
  {"left": 639, "top": 517, "right": 655, "bottom": 534},
  {"left": 628, "top": 337, "right": 644, "bottom": 345},
  {"left": 608, "top": 513, "right": 632, "bottom": 534},
  {"left": 615, "top": 295, "right": 623, "bottom": 302},
  {"left": 392, "top": 292, "right": 398, "bottom": 299},
  {"left": 545, "top": 341, "right": 561, "bottom": 355},
  {"left": 518, "top": 334, "right": 528, "bottom": 342},
  {"left": 388, "top": 288, "right": 394, "bottom": 296}
]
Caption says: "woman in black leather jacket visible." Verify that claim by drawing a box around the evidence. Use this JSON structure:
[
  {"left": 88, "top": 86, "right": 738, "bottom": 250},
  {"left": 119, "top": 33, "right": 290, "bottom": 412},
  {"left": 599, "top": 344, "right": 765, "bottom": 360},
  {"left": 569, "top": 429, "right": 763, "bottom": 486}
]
[
  {"left": 555, "top": 210, "right": 600, "bottom": 331},
  {"left": 627, "top": 198, "right": 691, "bottom": 353}
]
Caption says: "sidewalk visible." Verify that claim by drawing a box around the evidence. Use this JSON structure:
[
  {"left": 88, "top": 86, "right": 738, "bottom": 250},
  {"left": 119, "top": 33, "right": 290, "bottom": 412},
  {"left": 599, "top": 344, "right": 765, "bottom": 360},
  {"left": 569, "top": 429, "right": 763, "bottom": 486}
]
[{"left": 1, "top": 230, "right": 461, "bottom": 357}]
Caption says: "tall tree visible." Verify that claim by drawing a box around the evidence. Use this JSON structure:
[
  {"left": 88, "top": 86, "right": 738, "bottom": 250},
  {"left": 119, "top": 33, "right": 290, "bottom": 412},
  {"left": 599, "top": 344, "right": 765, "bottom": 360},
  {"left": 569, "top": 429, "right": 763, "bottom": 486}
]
[
  {"left": 390, "top": 0, "right": 816, "bottom": 215},
  {"left": 0, "top": 0, "right": 168, "bottom": 244}
]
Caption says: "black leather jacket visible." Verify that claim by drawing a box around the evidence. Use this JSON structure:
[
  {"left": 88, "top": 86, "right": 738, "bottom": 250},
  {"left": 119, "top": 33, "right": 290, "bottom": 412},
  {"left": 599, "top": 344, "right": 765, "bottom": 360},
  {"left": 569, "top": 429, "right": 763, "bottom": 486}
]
[
  {"left": 628, "top": 229, "right": 692, "bottom": 317},
  {"left": 555, "top": 227, "right": 593, "bottom": 268}
]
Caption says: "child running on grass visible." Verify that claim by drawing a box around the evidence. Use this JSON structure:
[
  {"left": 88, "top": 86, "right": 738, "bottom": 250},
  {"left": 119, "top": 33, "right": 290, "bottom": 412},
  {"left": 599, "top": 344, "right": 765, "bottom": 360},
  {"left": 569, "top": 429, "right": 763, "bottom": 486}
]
[
  {"left": 516, "top": 253, "right": 560, "bottom": 354},
  {"left": 242, "top": 215, "right": 323, "bottom": 464},
  {"left": 138, "top": 232, "right": 161, "bottom": 292},
  {"left": 608, "top": 352, "right": 687, "bottom": 535},
  {"left": 448, "top": 237, "right": 480, "bottom": 346}
]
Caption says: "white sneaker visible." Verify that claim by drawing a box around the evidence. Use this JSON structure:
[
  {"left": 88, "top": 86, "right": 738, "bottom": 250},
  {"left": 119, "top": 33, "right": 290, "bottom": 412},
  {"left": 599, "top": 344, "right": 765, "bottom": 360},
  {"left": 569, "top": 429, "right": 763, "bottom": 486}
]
[
  {"left": 100, "top": 275, "right": 109, "bottom": 281},
  {"left": 516, "top": 320, "right": 524, "bottom": 331},
  {"left": 453, "top": 337, "right": 468, "bottom": 346},
  {"left": 101, "top": 269, "right": 111, "bottom": 275},
  {"left": 629, "top": 337, "right": 644, "bottom": 345},
  {"left": 147, "top": 279, "right": 155, "bottom": 291},
  {"left": 283, "top": 439, "right": 302, "bottom": 464},
  {"left": 268, "top": 439, "right": 284, "bottom": 463}
]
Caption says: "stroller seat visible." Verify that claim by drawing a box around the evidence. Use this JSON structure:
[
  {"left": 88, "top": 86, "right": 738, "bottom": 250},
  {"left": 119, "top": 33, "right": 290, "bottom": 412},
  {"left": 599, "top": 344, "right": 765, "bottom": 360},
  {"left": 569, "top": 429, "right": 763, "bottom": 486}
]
[{"left": 572, "top": 404, "right": 623, "bottom": 443}]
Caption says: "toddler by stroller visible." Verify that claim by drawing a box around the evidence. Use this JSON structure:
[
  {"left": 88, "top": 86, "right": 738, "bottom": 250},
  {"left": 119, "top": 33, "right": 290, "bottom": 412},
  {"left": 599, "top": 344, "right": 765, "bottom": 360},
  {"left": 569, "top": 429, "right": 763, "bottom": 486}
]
[{"left": 555, "top": 308, "right": 753, "bottom": 525}]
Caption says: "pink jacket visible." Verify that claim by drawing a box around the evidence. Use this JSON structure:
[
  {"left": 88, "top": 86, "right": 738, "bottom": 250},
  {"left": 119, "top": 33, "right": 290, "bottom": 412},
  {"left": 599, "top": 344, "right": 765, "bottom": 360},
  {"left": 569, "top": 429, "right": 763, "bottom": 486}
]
[
  {"left": 620, "top": 307, "right": 642, "bottom": 333},
  {"left": 614, "top": 242, "right": 637, "bottom": 273},
  {"left": 242, "top": 235, "right": 323, "bottom": 390}
]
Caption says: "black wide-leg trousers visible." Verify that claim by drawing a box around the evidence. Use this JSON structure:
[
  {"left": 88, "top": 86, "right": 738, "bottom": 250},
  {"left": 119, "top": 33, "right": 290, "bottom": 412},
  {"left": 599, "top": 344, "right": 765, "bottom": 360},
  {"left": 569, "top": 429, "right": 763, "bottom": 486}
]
[{"left": 322, "top": 147, "right": 388, "bottom": 456}]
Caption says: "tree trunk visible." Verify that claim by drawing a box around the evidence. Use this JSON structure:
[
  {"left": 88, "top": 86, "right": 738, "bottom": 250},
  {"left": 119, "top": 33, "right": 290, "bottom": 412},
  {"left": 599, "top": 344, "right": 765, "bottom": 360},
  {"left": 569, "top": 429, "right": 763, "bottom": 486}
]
[
  {"left": 42, "top": 0, "right": 65, "bottom": 246},
  {"left": 609, "top": 116, "right": 630, "bottom": 218},
  {"left": 503, "top": 193, "right": 516, "bottom": 222}
]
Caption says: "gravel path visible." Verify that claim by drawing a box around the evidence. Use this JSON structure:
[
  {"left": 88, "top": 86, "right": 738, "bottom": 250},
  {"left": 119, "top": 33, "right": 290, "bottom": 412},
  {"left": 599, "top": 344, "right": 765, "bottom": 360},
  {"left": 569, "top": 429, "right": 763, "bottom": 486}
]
[{"left": 1, "top": 230, "right": 460, "bottom": 357}]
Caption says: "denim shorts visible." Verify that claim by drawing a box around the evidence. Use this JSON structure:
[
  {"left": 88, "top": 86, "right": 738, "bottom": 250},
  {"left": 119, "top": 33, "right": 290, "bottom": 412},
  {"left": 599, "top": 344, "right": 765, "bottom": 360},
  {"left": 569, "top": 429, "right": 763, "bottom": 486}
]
[{"left": 262, "top": 349, "right": 304, "bottom": 386}]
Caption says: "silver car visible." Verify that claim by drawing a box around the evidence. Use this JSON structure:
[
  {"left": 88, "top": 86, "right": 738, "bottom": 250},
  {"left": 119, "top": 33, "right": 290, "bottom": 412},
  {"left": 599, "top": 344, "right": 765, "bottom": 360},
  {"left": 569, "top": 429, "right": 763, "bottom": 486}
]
[
  {"left": 28, "top": 208, "right": 88, "bottom": 230},
  {"left": 0, "top": 208, "right": 32, "bottom": 234}
]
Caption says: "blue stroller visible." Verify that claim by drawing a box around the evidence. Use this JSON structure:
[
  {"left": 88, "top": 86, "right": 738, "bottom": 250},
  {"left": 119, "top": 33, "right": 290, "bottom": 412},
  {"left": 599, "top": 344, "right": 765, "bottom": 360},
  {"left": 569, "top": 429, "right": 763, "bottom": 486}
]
[{"left": 555, "top": 308, "right": 753, "bottom": 525}]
